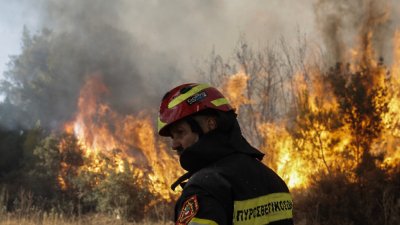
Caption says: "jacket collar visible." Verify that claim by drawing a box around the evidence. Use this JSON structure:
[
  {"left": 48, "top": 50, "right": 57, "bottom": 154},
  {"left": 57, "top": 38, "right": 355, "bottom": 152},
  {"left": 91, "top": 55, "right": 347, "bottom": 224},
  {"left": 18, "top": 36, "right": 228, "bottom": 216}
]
[
  {"left": 179, "top": 120, "right": 264, "bottom": 173},
  {"left": 171, "top": 121, "right": 264, "bottom": 190}
]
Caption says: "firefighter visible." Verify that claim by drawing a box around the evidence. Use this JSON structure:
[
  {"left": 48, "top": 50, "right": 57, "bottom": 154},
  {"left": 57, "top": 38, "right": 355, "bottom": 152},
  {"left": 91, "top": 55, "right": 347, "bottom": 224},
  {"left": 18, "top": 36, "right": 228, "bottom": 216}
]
[{"left": 158, "top": 83, "right": 294, "bottom": 225}]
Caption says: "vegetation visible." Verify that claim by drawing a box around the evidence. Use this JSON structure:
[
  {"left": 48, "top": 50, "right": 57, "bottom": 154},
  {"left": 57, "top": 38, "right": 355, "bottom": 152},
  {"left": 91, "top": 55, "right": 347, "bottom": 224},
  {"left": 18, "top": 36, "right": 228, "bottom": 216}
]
[
  {"left": 199, "top": 33, "right": 399, "bottom": 224},
  {"left": 0, "top": 1, "right": 399, "bottom": 223},
  {"left": 0, "top": 127, "right": 165, "bottom": 220}
]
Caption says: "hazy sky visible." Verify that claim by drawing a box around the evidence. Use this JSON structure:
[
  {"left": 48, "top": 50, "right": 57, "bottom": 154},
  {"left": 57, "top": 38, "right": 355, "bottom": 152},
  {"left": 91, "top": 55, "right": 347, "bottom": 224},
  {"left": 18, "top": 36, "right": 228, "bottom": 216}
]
[
  {"left": 0, "top": 0, "right": 399, "bottom": 130},
  {"left": 0, "top": 0, "right": 317, "bottom": 80},
  {"left": 1, "top": 0, "right": 399, "bottom": 83},
  {"left": 0, "top": 0, "right": 42, "bottom": 77}
]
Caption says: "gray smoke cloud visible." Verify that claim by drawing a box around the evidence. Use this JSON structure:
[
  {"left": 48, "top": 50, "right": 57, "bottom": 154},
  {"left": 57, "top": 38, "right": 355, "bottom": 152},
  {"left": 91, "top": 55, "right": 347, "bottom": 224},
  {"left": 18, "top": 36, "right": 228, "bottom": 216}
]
[
  {"left": 314, "top": 0, "right": 400, "bottom": 64},
  {"left": 41, "top": 0, "right": 319, "bottom": 87},
  {"left": 3, "top": 0, "right": 399, "bottom": 130},
  {"left": 1, "top": 0, "right": 318, "bottom": 129}
]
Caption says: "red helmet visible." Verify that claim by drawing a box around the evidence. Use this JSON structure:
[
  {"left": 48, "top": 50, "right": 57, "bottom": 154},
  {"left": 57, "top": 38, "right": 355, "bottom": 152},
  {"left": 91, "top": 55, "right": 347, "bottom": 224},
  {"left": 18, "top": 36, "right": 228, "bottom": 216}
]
[{"left": 158, "top": 83, "right": 234, "bottom": 136}]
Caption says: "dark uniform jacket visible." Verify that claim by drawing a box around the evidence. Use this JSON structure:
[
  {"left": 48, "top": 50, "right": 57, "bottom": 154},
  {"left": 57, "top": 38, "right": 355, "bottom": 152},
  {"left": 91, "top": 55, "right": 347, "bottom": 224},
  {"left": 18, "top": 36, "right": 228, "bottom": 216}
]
[{"left": 173, "top": 121, "right": 294, "bottom": 225}]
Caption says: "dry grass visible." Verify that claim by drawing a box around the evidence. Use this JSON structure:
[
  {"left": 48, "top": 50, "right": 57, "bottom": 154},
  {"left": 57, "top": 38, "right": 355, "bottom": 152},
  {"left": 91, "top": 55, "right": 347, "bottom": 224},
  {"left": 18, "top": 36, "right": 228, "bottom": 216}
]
[
  {"left": 0, "top": 213, "right": 173, "bottom": 225},
  {"left": 0, "top": 188, "right": 174, "bottom": 225}
]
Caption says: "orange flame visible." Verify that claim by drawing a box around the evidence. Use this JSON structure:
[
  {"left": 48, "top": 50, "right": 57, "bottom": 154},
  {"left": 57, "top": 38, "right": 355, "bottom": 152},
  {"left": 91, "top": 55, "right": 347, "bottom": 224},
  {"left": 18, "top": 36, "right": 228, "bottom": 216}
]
[
  {"left": 380, "top": 30, "right": 400, "bottom": 167},
  {"left": 220, "top": 31, "right": 399, "bottom": 189},
  {"left": 61, "top": 73, "right": 182, "bottom": 201},
  {"left": 222, "top": 71, "right": 250, "bottom": 110},
  {"left": 59, "top": 26, "right": 400, "bottom": 196}
]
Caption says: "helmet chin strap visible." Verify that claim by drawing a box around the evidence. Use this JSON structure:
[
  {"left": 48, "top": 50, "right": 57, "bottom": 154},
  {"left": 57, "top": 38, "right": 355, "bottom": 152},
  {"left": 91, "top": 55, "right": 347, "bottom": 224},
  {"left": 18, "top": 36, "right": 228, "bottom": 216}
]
[{"left": 185, "top": 117, "right": 204, "bottom": 137}]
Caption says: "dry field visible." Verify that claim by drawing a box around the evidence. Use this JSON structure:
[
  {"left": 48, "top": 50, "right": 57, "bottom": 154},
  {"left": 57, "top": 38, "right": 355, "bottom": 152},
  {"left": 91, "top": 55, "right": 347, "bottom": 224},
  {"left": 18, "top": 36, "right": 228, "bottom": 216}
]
[{"left": 0, "top": 213, "right": 173, "bottom": 225}]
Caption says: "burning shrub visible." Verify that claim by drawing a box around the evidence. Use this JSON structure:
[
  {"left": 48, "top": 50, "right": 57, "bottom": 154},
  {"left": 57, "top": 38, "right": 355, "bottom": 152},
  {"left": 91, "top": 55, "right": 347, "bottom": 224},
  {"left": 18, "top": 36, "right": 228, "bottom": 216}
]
[
  {"left": 0, "top": 129, "right": 161, "bottom": 221},
  {"left": 282, "top": 56, "right": 399, "bottom": 224},
  {"left": 95, "top": 169, "right": 153, "bottom": 220},
  {"left": 200, "top": 25, "right": 400, "bottom": 222},
  {"left": 18, "top": 131, "right": 82, "bottom": 211},
  {"left": 0, "top": 0, "right": 399, "bottom": 223},
  {"left": 71, "top": 152, "right": 155, "bottom": 220},
  {"left": 293, "top": 165, "right": 400, "bottom": 225}
]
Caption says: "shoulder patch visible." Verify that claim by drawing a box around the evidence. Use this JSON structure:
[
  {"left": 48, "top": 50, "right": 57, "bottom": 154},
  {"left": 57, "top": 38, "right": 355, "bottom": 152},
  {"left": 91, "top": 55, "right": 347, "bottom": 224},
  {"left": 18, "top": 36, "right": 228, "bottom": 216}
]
[{"left": 177, "top": 195, "right": 199, "bottom": 225}]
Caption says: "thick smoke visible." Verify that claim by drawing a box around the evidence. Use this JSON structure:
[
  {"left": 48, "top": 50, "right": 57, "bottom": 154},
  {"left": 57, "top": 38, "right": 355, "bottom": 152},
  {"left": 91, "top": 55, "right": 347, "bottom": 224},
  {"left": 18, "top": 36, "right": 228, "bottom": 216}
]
[
  {"left": 41, "top": 0, "right": 180, "bottom": 114},
  {"left": 1, "top": 0, "right": 318, "bottom": 129},
  {"left": 40, "top": 0, "right": 319, "bottom": 88},
  {"left": 2, "top": 0, "right": 182, "bottom": 129},
  {"left": 314, "top": 0, "right": 399, "bottom": 64},
  {"left": 5, "top": 0, "right": 400, "bottom": 130}
]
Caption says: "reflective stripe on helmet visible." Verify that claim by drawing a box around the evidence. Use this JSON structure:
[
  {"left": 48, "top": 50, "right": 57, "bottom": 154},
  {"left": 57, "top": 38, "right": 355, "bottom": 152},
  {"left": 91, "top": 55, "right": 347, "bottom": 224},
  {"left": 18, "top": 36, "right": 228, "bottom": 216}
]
[
  {"left": 157, "top": 117, "right": 167, "bottom": 133},
  {"left": 168, "top": 83, "right": 210, "bottom": 109},
  {"left": 158, "top": 83, "right": 234, "bottom": 136},
  {"left": 211, "top": 98, "right": 230, "bottom": 107}
]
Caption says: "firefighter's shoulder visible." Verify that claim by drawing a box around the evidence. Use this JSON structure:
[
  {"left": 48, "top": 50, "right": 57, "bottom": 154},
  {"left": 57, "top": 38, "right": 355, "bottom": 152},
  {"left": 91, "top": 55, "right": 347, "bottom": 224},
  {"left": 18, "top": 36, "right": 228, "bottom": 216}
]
[{"left": 187, "top": 167, "right": 231, "bottom": 190}]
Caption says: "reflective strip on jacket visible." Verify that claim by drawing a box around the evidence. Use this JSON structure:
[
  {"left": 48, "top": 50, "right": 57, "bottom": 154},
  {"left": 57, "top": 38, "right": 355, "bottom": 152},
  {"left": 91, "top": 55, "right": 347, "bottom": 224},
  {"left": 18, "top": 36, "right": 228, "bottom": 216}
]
[{"left": 174, "top": 153, "right": 294, "bottom": 225}]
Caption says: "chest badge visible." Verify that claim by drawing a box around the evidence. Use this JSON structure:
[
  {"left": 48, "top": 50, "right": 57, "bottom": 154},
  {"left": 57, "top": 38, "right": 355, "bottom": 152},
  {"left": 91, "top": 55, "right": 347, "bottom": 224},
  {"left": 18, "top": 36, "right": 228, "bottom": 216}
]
[{"left": 177, "top": 195, "right": 199, "bottom": 225}]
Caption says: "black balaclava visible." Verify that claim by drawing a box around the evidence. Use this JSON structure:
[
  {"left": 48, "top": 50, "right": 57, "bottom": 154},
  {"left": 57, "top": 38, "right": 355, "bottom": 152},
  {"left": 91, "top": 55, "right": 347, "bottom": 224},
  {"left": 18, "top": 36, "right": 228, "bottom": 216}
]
[{"left": 171, "top": 110, "right": 264, "bottom": 190}]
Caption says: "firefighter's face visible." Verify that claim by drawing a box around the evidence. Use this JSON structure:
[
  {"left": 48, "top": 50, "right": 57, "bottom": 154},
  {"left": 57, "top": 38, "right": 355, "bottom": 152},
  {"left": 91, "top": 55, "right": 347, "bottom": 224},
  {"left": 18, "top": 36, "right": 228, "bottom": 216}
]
[
  {"left": 169, "top": 120, "right": 199, "bottom": 155},
  {"left": 169, "top": 116, "right": 217, "bottom": 155}
]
